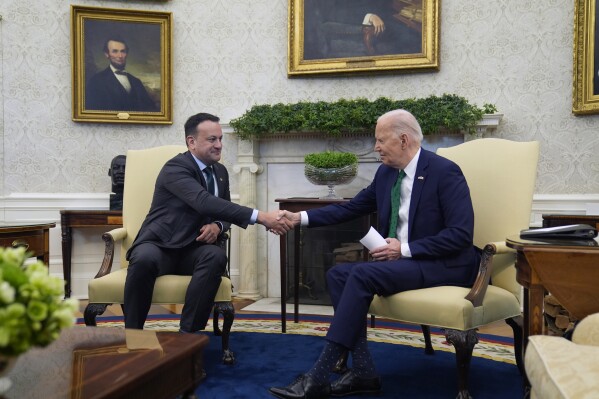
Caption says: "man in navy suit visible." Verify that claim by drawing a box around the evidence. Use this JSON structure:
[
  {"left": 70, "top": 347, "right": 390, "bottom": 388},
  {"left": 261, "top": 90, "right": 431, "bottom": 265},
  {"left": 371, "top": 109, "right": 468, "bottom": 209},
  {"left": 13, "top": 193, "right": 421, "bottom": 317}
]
[
  {"left": 85, "top": 37, "right": 159, "bottom": 112},
  {"left": 270, "top": 109, "right": 480, "bottom": 399},
  {"left": 124, "top": 112, "right": 292, "bottom": 333}
]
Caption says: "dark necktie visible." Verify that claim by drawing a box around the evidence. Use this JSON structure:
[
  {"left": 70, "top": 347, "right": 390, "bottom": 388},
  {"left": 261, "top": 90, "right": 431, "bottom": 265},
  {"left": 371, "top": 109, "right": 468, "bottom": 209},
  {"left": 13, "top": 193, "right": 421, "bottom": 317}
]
[
  {"left": 204, "top": 166, "right": 215, "bottom": 195},
  {"left": 388, "top": 170, "right": 406, "bottom": 238},
  {"left": 114, "top": 70, "right": 127, "bottom": 75}
]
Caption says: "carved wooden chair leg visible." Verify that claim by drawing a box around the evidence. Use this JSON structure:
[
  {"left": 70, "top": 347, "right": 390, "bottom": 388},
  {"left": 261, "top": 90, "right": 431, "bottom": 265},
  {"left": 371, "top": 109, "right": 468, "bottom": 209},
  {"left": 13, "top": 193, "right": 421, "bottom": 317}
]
[
  {"left": 421, "top": 325, "right": 435, "bottom": 355},
  {"left": 505, "top": 316, "right": 524, "bottom": 375},
  {"left": 84, "top": 303, "right": 109, "bottom": 326},
  {"left": 213, "top": 301, "right": 235, "bottom": 365},
  {"left": 444, "top": 328, "right": 478, "bottom": 399}
]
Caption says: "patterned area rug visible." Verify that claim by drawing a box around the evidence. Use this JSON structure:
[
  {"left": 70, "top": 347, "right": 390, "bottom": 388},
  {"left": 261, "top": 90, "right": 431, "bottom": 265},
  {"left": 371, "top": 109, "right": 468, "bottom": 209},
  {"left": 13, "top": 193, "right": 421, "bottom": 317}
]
[{"left": 82, "top": 313, "right": 515, "bottom": 365}]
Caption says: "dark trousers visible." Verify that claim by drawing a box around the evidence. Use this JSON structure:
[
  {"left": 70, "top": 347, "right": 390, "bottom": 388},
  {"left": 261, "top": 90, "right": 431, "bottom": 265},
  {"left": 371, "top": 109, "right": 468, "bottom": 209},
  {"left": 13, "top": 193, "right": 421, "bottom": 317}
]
[
  {"left": 325, "top": 259, "right": 425, "bottom": 350},
  {"left": 124, "top": 241, "right": 227, "bottom": 332}
]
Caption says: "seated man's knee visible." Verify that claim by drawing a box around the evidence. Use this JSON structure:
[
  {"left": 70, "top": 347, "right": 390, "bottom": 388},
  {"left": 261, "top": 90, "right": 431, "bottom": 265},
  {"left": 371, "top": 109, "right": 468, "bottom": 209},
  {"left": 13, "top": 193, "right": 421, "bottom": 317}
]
[
  {"left": 199, "top": 245, "right": 227, "bottom": 274},
  {"left": 128, "top": 244, "right": 162, "bottom": 275}
]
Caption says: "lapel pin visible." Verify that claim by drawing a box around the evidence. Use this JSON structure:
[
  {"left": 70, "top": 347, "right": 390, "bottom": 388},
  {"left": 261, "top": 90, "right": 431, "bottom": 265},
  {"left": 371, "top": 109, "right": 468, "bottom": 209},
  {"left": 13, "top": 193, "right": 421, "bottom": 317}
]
[{"left": 417, "top": 176, "right": 424, "bottom": 180}]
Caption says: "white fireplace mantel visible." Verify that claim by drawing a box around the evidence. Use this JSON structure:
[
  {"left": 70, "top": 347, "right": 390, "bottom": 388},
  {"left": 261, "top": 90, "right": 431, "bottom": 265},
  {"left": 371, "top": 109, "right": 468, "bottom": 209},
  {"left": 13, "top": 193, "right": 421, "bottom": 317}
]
[{"left": 226, "top": 114, "right": 503, "bottom": 299}]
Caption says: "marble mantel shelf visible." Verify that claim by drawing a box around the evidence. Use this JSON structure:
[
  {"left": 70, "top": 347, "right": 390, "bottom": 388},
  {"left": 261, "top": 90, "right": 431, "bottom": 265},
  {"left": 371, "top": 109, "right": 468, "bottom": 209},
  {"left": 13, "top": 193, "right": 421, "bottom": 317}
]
[{"left": 224, "top": 113, "right": 503, "bottom": 300}]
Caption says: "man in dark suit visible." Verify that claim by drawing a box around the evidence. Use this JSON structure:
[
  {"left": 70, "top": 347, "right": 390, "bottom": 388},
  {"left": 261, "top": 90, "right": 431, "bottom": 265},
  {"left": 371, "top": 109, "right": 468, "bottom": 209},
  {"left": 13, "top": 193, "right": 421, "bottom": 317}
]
[
  {"left": 124, "top": 112, "right": 292, "bottom": 333},
  {"left": 85, "top": 37, "right": 159, "bottom": 112},
  {"left": 270, "top": 109, "right": 479, "bottom": 399}
]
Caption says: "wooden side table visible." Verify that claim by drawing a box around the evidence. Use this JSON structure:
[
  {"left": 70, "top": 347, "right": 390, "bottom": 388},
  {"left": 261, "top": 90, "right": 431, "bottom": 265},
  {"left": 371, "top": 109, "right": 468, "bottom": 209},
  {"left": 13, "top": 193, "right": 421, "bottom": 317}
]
[
  {"left": 0, "top": 222, "right": 55, "bottom": 264},
  {"left": 60, "top": 210, "right": 123, "bottom": 298}
]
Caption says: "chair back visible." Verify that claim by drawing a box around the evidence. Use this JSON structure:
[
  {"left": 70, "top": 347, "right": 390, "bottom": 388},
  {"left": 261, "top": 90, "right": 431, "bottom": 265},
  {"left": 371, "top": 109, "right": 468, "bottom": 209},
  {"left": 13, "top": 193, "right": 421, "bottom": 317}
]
[
  {"left": 119, "top": 145, "right": 188, "bottom": 267},
  {"left": 436, "top": 138, "right": 539, "bottom": 301}
]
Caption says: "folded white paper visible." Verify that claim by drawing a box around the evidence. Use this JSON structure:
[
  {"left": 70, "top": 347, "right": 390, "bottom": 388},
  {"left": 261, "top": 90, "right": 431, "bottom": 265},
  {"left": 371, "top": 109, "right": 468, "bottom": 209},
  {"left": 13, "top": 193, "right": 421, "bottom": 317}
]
[{"left": 360, "top": 226, "right": 388, "bottom": 251}]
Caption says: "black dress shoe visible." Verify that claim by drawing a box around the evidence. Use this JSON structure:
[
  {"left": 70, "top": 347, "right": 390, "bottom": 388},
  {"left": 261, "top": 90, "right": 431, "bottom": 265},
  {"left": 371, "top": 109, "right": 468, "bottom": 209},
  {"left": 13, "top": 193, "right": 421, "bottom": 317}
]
[
  {"left": 330, "top": 369, "right": 381, "bottom": 397},
  {"left": 269, "top": 374, "right": 331, "bottom": 399}
]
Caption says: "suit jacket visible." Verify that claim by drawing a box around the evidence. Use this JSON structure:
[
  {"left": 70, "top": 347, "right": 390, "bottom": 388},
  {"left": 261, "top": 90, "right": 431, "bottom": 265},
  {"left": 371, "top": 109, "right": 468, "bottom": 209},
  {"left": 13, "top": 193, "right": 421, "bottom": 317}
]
[
  {"left": 306, "top": 148, "right": 478, "bottom": 287},
  {"left": 85, "top": 67, "right": 158, "bottom": 112},
  {"left": 126, "top": 151, "right": 253, "bottom": 260}
]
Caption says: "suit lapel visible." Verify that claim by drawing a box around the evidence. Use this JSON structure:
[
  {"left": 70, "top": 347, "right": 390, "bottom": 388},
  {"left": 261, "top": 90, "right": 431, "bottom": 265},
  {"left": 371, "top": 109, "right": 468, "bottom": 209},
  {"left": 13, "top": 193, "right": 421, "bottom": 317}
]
[
  {"left": 184, "top": 151, "right": 208, "bottom": 189},
  {"left": 408, "top": 150, "right": 429, "bottom": 238}
]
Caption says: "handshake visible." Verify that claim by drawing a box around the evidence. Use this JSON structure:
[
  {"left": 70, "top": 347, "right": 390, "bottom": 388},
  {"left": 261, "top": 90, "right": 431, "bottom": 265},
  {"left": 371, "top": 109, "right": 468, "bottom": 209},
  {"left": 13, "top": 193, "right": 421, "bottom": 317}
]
[{"left": 256, "top": 210, "right": 300, "bottom": 235}]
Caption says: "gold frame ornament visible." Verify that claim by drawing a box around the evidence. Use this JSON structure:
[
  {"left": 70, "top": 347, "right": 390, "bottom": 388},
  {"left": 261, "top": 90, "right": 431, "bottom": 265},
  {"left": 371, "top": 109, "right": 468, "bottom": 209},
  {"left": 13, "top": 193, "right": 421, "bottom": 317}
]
[
  {"left": 71, "top": 5, "right": 172, "bottom": 124},
  {"left": 573, "top": 0, "right": 599, "bottom": 114},
  {"left": 288, "top": 0, "right": 439, "bottom": 76}
]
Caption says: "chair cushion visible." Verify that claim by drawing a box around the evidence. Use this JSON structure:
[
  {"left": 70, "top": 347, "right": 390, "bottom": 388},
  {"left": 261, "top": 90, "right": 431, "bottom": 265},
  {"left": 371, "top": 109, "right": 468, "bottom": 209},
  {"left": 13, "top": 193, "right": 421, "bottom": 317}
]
[
  {"left": 88, "top": 269, "right": 232, "bottom": 304},
  {"left": 369, "top": 285, "right": 520, "bottom": 330},
  {"left": 526, "top": 335, "right": 599, "bottom": 399}
]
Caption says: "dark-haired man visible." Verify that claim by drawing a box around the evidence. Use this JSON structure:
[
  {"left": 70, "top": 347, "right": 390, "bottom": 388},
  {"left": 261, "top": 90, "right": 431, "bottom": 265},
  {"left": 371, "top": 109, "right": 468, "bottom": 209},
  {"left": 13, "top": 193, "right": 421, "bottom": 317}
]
[{"left": 124, "top": 112, "right": 293, "bottom": 333}]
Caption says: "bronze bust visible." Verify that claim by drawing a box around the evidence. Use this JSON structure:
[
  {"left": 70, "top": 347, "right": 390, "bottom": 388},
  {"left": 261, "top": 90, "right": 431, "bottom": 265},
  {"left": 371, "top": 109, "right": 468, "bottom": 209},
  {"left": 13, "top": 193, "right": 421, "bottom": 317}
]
[{"left": 108, "top": 155, "right": 126, "bottom": 210}]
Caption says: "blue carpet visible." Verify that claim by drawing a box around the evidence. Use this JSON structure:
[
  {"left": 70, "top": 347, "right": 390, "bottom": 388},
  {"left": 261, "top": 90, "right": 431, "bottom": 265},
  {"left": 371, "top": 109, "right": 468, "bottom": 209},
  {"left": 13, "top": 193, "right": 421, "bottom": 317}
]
[
  {"left": 84, "top": 314, "right": 522, "bottom": 398},
  {"left": 198, "top": 322, "right": 523, "bottom": 399}
]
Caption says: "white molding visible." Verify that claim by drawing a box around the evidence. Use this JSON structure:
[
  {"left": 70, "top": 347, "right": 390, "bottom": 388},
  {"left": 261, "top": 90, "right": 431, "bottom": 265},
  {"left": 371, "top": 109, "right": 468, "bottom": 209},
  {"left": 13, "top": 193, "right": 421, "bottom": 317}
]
[{"left": 530, "top": 193, "right": 599, "bottom": 226}]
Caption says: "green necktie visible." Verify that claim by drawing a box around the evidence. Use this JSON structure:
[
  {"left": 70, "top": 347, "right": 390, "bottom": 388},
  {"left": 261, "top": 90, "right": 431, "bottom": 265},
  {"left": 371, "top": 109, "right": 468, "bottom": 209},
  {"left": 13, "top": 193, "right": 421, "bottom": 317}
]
[
  {"left": 204, "top": 166, "right": 215, "bottom": 195},
  {"left": 388, "top": 170, "right": 405, "bottom": 238}
]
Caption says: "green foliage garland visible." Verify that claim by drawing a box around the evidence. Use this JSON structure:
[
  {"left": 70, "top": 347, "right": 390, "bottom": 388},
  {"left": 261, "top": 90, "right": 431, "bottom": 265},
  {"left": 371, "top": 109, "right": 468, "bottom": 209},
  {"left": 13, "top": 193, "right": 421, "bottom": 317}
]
[{"left": 230, "top": 94, "right": 495, "bottom": 140}]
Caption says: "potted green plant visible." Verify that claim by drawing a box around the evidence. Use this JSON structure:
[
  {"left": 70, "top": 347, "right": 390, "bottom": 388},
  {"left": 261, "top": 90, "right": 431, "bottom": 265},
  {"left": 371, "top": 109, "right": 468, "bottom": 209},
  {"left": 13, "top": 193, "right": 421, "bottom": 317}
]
[
  {"left": 304, "top": 151, "right": 359, "bottom": 199},
  {"left": 0, "top": 247, "right": 78, "bottom": 391},
  {"left": 230, "top": 94, "right": 497, "bottom": 140}
]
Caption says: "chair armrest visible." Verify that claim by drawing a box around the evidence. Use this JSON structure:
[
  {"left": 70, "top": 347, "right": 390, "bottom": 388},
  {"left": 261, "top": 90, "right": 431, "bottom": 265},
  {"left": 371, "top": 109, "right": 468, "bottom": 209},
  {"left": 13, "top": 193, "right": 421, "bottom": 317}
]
[
  {"left": 492, "top": 241, "right": 516, "bottom": 255},
  {"left": 95, "top": 227, "right": 127, "bottom": 279},
  {"left": 572, "top": 313, "right": 599, "bottom": 346},
  {"left": 464, "top": 243, "right": 497, "bottom": 307}
]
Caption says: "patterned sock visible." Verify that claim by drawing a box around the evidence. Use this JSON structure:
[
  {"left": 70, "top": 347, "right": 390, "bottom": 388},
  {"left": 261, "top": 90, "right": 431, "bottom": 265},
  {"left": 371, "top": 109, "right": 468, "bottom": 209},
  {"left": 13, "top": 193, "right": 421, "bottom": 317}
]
[
  {"left": 351, "top": 337, "right": 377, "bottom": 378},
  {"left": 306, "top": 341, "right": 346, "bottom": 384}
]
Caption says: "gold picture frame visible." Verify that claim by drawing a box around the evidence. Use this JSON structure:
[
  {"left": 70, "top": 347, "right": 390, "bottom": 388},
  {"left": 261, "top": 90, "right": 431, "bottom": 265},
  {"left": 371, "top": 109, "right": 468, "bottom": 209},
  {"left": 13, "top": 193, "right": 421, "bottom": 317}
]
[
  {"left": 71, "top": 5, "right": 172, "bottom": 124},
  {"left": 573, "top": 0, "right": 599, "bottom": 114},
  {"left": 288, "top": 0, "right": 439, "bottom": 76}
]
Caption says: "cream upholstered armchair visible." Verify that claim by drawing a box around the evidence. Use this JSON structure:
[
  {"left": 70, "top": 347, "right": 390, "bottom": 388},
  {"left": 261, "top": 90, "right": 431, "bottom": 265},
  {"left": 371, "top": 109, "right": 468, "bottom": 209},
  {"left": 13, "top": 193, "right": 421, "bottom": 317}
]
[
  {"left": 525, "top": 312, "right": 599, "bottom": 399},
  {"left": 83, "top": 145, "right": 235, "bottom": 364},
  {"left": 368, "top": 138, "right": 540, "bottom": 398}
]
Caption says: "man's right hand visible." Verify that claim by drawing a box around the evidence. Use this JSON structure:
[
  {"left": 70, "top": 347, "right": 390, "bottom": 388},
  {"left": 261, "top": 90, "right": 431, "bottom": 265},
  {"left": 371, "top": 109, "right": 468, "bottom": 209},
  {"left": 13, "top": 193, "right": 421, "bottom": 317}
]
[
  {"left": 257, "top": 210, "right": 294, "bottom": 235},
  {"left": 277, "top": 210, "right": 301, "bottom": 227}
]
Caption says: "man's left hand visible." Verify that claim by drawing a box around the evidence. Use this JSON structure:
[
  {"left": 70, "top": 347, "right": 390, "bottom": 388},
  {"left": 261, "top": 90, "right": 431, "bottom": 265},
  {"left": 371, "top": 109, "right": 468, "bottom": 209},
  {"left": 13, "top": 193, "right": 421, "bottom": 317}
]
[
  {"left": 195, "top": 223, "right": 220, "bottom": 244},
  {"left": 370, "top": 238, "right": 402, "bottom": 261}
]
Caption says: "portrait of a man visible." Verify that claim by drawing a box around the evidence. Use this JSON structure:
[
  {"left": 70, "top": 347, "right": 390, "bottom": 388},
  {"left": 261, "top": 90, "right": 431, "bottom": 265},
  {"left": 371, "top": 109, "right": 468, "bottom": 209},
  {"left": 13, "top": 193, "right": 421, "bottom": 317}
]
[
  {"left": 303, "top": 0, "right": 423, "bottom": 60},
  {"left": 83, "top": 19, "right": 161, "bottom": 112}
]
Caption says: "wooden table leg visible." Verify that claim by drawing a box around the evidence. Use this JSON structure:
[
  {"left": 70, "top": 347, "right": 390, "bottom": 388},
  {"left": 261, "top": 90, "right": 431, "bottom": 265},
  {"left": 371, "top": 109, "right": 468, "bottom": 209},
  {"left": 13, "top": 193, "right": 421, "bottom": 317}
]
[{"left": 60, "top": 213, "right": 73, "bottom": 298}]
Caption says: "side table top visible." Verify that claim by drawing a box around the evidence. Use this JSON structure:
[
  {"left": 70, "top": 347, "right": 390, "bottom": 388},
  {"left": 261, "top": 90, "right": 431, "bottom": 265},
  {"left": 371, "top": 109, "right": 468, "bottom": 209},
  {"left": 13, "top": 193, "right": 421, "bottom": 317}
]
[{"left": 0, "top": 222, "right": 56, "bottom": 231}]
